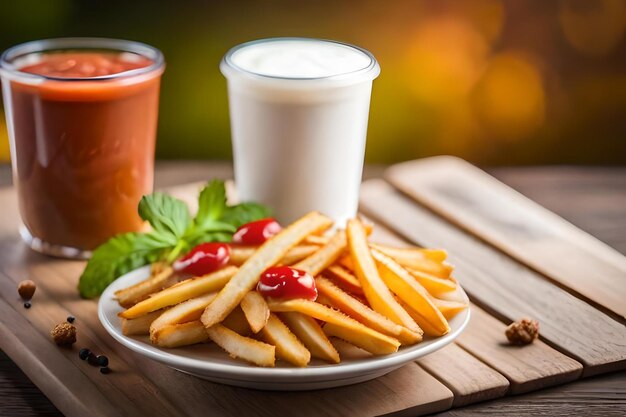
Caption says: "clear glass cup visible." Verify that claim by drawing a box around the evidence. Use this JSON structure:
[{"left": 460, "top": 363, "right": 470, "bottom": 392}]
[
  {"left": 221, "top": 38, "right": 380, "bottom": 225},
  {"left": 0, "top": 38, "right": 165, "bottom": 258}
]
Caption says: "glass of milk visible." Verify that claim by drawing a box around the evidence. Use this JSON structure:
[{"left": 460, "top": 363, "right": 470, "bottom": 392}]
[{"left": 221, "top": 38, "right": 380, "bottom": 225}]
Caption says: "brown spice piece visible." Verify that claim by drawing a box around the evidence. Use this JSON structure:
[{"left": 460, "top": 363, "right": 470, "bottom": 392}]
[
  {"left": 18, "top": 280, "right": 36, "bottom": 300},
  {"left": 505, "top": 318, "right": 539, "bottom": 345},
  {"left": 51, "top": 322, "right": 77, "bottom": 346}
]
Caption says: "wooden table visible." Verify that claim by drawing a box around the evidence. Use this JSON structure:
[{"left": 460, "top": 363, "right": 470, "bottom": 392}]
[{"left": 1, "top": 161, "right": 625, "bottom": 416}]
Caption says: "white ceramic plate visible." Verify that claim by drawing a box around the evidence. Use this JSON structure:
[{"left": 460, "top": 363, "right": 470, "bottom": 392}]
[{"left": 99, "top": 265, "right": 470, "bottom": 390}]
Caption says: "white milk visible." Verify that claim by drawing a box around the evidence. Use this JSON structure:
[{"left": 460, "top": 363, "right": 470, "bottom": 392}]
[{"left": 221, "top": 38, "right": 380, "bottom": 225}]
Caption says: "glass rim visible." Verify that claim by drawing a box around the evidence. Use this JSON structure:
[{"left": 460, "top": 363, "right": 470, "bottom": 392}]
[
  {"left": 0, "top": 37, "right": 165, "bottom": 82},
  {"left": 221, "top": 37, "right": 380, "bottom": 83}
]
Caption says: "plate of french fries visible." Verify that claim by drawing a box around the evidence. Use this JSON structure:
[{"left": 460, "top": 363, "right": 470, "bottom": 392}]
[{"left": 99, "top": 212, "right": 470, "bottom": 390}]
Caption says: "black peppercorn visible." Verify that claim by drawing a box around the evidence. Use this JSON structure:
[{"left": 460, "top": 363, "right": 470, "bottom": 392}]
[
  {"left": 24, "top": 302, "right": 31, "bottom": 309},
  {"left": 96, "top": 355, "right": 109, "bottom": 367},
  {"left": 67, "top": 315, "right": 75, "bottom": 323},
  {"left": 87, "top": 353, "right": 99, "bottom": 366},
  {"left": 79, "top": 348, "right": 91, "bottom": 360}
]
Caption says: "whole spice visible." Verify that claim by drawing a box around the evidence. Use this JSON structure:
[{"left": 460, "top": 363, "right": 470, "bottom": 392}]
[
  {"left": 23, "top": 302, "right": 31, "bottom": 309},
  {"left": 96, "top": 355, "right": 109, "bottom": 367},
  {"left": 51, "top": 323, "right": 77, "bottom": 346},
  {"left": 505, "top": 318, "right": 539, "bottom": 345},
  {"left": 67, "top": 316, "right": 75, "bottom": 323},
  {"left": 18, "top": 280, "right": 36, "bottom": 300},
  {"left": 87, "top": 353, "right": 99, "bottom": 366},
  {"left": 79, "top": 348, "right": 91, "bottom": 360}
]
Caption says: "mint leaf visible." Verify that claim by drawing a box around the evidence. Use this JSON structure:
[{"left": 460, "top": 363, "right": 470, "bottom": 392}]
[
  {"left": 78, "top": 179, "right": 272, "bottom": 298},
  {"left": 78, "top": 232, "right": 170, "bottom": 298},
  {"left": 138, "top": 193, "right": 191, "bottom": 240},
  {"left": 185, "top": 231, "right": 234, "bottom": 247},
  {"left": 195, "top": 179, "right": 228, "bottom": 226},
  {"left": 222, "top": 202, "right": 271, "bottom": 229}
]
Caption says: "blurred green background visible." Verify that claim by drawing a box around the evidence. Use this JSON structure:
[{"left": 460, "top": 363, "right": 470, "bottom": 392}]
[{"left": 0, "top": 0, "right": 624, "bottom": 166}]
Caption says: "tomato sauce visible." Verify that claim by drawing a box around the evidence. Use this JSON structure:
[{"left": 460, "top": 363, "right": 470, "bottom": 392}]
[{"left": 7, "top": 51, "right": 163, "bottom": 250}]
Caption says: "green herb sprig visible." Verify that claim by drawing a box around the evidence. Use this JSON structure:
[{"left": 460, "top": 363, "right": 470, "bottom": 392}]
[{"left": 78, "top": 180, "right": 269, "bottom": 298}]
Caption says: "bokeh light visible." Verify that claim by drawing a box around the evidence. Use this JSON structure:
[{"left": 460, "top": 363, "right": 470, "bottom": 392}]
[
  {"left": 0, "top": 0, "right": 624, "bottom": 166},
  {"left": 405, "top": 17, "right": 489, "bottom": 105},
  {"left": 472, "top": 52, "right": 546, "bottom": 142},
  {"left": 559, "top": 0, "right": 626, "bottom": 56}
]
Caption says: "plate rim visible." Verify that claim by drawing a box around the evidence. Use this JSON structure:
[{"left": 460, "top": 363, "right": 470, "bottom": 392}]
[{"left": 98, "top": 265, "right": 470, "bottom": 380}]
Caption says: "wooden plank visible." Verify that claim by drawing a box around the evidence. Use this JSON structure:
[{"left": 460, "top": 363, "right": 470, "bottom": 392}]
[
  {"left": 489, "top": 166, "right": 626, "bottom": 255},
  {"left": 369, "top": 221, "right": 511, "bottom": 405},
  {"left": 457, "top": 305, "right": 581, "bottom": 394},
  {"left": 418, "top": 344, "right": 510, "bottom": 407},
  {"left": 370, "top": 223, "right": 577, "bottom": 397},
  {"left": 359, "top": 179, "right": 626, "bottom": 376},
  {"left": 0, "top": 298, "right": 117, "bottom": 417},
  {"left": 385, "top": 156, "right": 626, "bottom": 320},
  {"left": 0, "top": 268, "right": 184, "bottom": 417},
  {"left": 435, "top": 368, "right": 626, "bottom": 416},
  {"left": 0, "top": 186, "right": 455, "bottom": 417}
]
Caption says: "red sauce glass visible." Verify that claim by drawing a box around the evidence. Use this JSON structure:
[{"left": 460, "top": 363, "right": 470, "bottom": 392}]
[{"left": 0, "top": 38, "right": 165, "bottom": 258}]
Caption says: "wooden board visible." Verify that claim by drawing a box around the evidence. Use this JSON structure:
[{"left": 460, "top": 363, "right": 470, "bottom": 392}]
[
  {"left": 359, "top": 179, "right": 626, "bottom": 376},
  {"left": 1, "top": 161, "right": 625, "bottom": 416},
  {"left": 417, "top": 344, "right": 510, "bottom": 407},
  {"left": 385, "top": 156, "right": 626, "bottom": 320},
  {"left": 456, "top": 304, "right": 582, "bottom": 394},
  {"left": 436, "top": 369, "right": 626, "bottom": 416},
  {"left": 0, "top": 186, "right": 456, "bottom": 417},
  {"left": 370, "top": 223, "right": 580, "bottom": 397}
]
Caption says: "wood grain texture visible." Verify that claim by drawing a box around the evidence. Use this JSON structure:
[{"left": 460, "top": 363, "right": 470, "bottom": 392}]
[
  {"left": 0, "top": 350, "right": 60, "bottom": 417},
  {"left": 2, "top": 164, "right": 626, "bottom": 416},
  {"left": 359, "top": 179, "right": 626, "bottom": 376},
  {"left": 0, "top": 185, "right": 455, "bottom": 417},
  {"left": 369, "top": 221, "right": 513, "bottom": 405},
  {"left": 370, "top": 224, "right": 579, "bottom": 396},
  {"left": 490, "top": 167, "right": 626, "bottom": 255},
  {"left": 457, "top": 305, "right": 582, "bottom": 394},
  {"left": 435, "top": 370, "right": 626, "bottom": 416},
  {"left": 417, "top": 343, "right": 510, "bottom": 407},
  {"left": 386, "top": 156, "right": 626, "bottom": 320}
]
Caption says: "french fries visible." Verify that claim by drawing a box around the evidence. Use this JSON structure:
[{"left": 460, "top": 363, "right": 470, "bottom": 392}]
[
  {"left": 347, "top": 219, "right": 421, "bottom": 334},
  {"left": 240, "top": 291, "right": 270, "bottom": 333},
  {"left": 120, "top": 266, "right": 237, "bottom": 319},
  {"left": 260, "top": 313, "right": 311, "bottom": 367},
  {"left": 322, "top": 322, "right": 398, "bottom": 355},
  {"left": 324, "top": 265, "right": 364, "bottom": 296},
  {"left": 432, "top": 298, "right": 468, "bottom": 320},
  {"left": 207, "top": 324, "right": 276, "bottom": 367},
  {"left": 230, "top": 245, "right": 319, "bottom": 266},
  {"left": 294, "top": 231, "right": 346, "bottom": 276},
  {"left": 115, "top": 266, "right": 176, "bottom": 308},
  {"left": 117, "top": 212, "right": 465, "bottom": 368},
  {"left": 150, "top": 292, "right": 217, "bottom": 338},
  {"left": 122, "top": 310, "right": 164, "bottom": 336},
  {"left": 407, "top": 268, "right": 457, "bottom": 294},
  {"left": 201, "top": 212, "right": 332, "bottom": 329},
  {"left": 280, "top": 312, "right": 339, "bottom": 363},
  {"left": 152, "top": 321, "right": 210, "bottom": 348},
  {"left": 267, "top": 298, "right": 400, "bottom": 355},
  {"left": 372, "top": 249, "right": 450, "bottom": 335},
  {"left": 316, "top": 277, "right": 422, "bottom": 345},
  {"left": 222, "top": 306, "right": 252, "bottom": 335},
  {"left": 370, "top": 243, "right": 451, "bottom": 277}
]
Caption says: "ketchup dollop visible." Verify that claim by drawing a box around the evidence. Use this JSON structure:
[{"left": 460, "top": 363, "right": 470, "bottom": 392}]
[
  {"left": 232, "top": 218, "right": 282, "bottom": 246},
  {"left": 173, "top": 243, "right": 230, "bottom": 276},
  {"left": 257, "top": 266, "right": 317, "bottom": 301}
]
